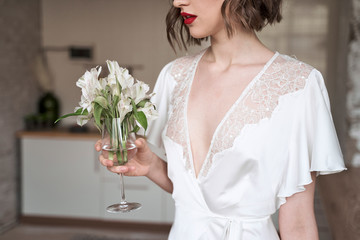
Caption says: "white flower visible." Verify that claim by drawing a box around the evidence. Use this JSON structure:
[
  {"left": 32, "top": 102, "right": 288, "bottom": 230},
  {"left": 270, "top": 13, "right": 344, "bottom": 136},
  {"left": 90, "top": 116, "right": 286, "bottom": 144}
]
[
  {"left": 138, "top": 102, "right": 158, "bottom": 121},
  {"left": 106, "top": 60, "right": 121, "bottom": 90},
  {"left": 99, "top": 77, "right": 107, "bottom": 90},
  {"left": 76, "top": 66, "right": 102, "bottom": 113},
  {"left": 117, "top": 94, "right": 133, "bottom": 123},
  {"left": 74, "top": 107, "right": 91, "bottom": 126},
  {"left": 127, "top": 80, "right": 152, "bottom": 104},
  {"left": 76, "top": 115, "right": 90, "bottom": 126},
  {"left": 118, "top": 68, "right": 135, "bottom": 89},
  {"left": 78, "top": 95, "right": 92, "bottom": 114},
  {"left": 57, "top": 60, "right": 158, "bottom": 133},
  {"left": 106, "top": 60, "right": 134, "bottom": 90}
]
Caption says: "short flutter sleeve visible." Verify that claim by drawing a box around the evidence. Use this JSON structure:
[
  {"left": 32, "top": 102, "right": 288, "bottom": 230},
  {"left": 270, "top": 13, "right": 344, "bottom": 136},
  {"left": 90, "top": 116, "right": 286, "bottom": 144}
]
[
  {"left": 146, "top": 62, "right": 175, "bottom": 159},
  {"left": 277, "top": 69, "right": 346, "bottom": 205}
]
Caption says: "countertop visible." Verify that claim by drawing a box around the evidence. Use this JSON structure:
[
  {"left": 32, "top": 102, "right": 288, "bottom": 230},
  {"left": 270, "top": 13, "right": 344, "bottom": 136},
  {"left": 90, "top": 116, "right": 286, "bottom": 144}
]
[{"left": 17, "top": 128, "right": 101, "bottom": 140}]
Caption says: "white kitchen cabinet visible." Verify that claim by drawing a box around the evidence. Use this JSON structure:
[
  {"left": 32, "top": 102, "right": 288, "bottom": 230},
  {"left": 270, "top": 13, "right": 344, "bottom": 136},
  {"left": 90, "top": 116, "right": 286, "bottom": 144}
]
[
  {"left": 19, "top": 132, "right": 174, "bottom": 223},
  {"left": 21, "top": 136, "right": 101, "bottom": 218}
]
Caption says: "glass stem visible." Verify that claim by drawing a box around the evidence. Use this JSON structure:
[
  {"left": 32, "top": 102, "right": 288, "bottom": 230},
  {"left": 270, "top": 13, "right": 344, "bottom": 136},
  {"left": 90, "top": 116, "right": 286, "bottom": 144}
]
[{"left": 119, "top": 173, "right": 126, "bottom": 204}]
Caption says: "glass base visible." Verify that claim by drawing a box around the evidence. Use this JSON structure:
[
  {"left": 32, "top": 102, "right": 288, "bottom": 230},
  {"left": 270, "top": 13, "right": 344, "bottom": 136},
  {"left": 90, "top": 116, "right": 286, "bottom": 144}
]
[{"left": 106, "top": 202, "right": 142, "bottom": 213}]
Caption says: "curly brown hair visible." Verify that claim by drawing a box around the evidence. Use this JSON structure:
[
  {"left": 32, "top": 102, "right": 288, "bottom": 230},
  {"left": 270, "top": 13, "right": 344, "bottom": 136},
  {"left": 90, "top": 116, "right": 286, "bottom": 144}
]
[{"left": 166, "top": 0, "right": 283, "bottom": 51}]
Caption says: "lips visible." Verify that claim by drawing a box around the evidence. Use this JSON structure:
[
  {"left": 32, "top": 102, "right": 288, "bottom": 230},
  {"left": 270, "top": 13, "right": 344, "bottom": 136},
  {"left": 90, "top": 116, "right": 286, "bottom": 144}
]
[{"left": 181, "top": 12, "right": 197, "bottom": 25}]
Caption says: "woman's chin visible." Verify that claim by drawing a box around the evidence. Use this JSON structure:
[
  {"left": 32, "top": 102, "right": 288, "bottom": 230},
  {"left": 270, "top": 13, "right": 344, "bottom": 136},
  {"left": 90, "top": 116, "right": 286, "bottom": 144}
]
[{"left": 189, "top": 32, "right": 209, "bottom": 39}]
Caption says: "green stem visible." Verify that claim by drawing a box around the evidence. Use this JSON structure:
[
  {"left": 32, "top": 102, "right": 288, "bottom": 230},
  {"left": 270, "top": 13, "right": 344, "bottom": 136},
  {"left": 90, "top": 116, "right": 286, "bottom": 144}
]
[
  {"left": 122, "top": 119, "right": 128, "bottom": 164},
  {"left": 105, "top": 117, "right": 130, "bottom": 166},
  {"left": 116, "top": 150, "right": 121, "bottom": 165},
  {"left": 109, "top": 151, "right": 114, "bottom": 161},
  {"left": 109, "top": 120, "right": 114, "bottom": 161}
]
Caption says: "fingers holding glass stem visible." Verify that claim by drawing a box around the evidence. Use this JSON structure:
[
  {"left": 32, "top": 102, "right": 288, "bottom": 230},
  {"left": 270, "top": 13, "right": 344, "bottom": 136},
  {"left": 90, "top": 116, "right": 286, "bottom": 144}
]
[{"left": 97, "top": 138, "right": 142, "bottom": 213}]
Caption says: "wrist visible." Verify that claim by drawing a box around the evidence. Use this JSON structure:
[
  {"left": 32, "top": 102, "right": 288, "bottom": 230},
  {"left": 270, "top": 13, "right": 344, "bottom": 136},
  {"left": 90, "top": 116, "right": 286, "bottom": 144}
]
[{"left": 145, "top": 153, "right": 163, "bottom": 179}]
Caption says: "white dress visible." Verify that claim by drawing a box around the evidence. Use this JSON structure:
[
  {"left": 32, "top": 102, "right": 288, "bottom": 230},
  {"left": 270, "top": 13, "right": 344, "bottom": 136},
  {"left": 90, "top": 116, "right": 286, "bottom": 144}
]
[{"left": 147, "top": 49, "right": 346, "bottom": 240}]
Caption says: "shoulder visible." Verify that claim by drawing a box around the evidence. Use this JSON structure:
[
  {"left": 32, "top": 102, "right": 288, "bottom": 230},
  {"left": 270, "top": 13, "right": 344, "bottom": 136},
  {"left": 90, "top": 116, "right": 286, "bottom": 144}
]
[
  {"left": 168, "top": 49, "right": 206, "bottom": 82},
  {"left": 270, "top": 54, "right": 331, "bottom": 110},
  {"left": 275, "top": 54, "right": 315, "bottom": 80},
  {"left": 269, "top": 53, "right": 322, "bottom": 92},
  {"left": 154, "top": 50, "right": 204, "bottom": 94}
]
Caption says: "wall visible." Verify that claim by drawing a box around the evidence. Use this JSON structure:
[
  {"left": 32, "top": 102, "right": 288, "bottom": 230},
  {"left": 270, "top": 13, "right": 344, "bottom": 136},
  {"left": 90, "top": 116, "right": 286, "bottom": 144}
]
[
  {"left": 347, "top": 0, "right": 360, "bottom": 167},
  {"left": 21, "top": 0, "right": 353, "bottom": 238},
  {"left": 42, "top": 0, "right": 337, "bottom": 128},
  {"left": 259, "top": 0, "right": 330, "bottom": 75},
  {"left": 327, "top": 0, "right": 350, "bottom": 166},
  {"left": 41, "top": 0, "right": 204, "bottom": 127},
  {"left": 0, "top": 0, "right": 41, "bottom": 232}
]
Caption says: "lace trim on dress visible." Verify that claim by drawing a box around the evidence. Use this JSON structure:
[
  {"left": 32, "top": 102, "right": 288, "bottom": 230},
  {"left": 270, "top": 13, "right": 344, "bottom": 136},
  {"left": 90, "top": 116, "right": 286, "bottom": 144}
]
[
  {"left": 166, "top": 52, "right": 314, "bottom": 179},
  {"left": 202, "top": 55, "right": 314, "bottom": 177},
  {"left": 166, "top": 53, "right": 204, "bottom": 171}
]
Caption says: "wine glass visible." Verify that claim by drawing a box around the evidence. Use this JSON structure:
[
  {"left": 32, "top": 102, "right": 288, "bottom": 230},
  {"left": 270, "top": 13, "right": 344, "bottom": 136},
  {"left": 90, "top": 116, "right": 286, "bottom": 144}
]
[{"left": 101, "top": 118, "right": 142, "bottom": 213}]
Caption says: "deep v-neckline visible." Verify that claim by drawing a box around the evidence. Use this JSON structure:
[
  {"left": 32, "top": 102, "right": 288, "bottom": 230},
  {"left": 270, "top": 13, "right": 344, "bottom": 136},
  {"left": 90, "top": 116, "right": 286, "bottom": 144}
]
[{"left": 184, "top": 50, "right": 279, "bottom": 180}]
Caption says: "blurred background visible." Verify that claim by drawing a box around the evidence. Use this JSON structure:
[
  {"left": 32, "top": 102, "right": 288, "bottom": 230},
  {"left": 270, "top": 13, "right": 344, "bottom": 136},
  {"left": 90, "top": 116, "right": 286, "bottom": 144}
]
[{"left": 0, "top": 0, "right": 359, "bottom": 239}]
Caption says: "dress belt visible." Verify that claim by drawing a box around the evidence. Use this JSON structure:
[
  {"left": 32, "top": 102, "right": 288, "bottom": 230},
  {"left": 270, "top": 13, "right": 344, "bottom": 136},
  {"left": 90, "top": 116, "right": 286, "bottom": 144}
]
[
  {"left": 214, "top": 215, "right": 270, "bottom": 240},
  {"left": 222, "top": 218, "right": 241, "bottom": 240},
  {"left": 178, "top": 206, "right": 271, "bottom": 240}
]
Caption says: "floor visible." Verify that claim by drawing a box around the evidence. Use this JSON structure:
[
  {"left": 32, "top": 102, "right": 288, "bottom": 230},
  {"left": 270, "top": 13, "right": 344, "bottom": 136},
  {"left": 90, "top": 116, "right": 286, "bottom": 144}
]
[
  {"left": 0, "top": 209, "right": 332, "bottom": 240},
  {"left": 0, "top": 189, "right": 334, "bottom": 240},
  {"left": 2, "top": 168, "right": 358, "bottom": 240},
  {"left": 0, "top": 223, "right": 169, "bottom": 240}
]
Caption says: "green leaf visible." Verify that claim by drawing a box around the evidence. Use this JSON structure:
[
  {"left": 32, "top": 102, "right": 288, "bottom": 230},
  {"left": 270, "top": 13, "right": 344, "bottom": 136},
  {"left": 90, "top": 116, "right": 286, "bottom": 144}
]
[
  {"left": 94, "top": 122, "right": 102, "bottom": 133},
  {"left": 105, "top": 118, "right": 112, "bottom": 135},
  {"left": 136, "top": 99, "right": 149, "bottom": 108},
  {"left": 131, "top": 99, "right": 148, "bottom": 131},
  {"left": 94, "top": 103, "right": 103, "bottom": 128},
  {"left": 54, "top": 108, "right": 88, "bottom": 124},
  {"left": 105, "top": 85, "right": 111, "bottom": 95},
  {"left": 94, "top": 96, "right": 108, "bottom": 109},
  {"left": 129, "top": 115, "right": 136, "bottom": 129},
  {"left": 135, "top": 111, "right": 148, "bottom": 131},
  {"left": 131, "top": 99, "right": 138, "bottom": 113},
  {"left": 113, "top": 95, "right": 120, "bottom": 108},
  {"left": 132, "top": 125, "right": 140, "bottom": 133}
]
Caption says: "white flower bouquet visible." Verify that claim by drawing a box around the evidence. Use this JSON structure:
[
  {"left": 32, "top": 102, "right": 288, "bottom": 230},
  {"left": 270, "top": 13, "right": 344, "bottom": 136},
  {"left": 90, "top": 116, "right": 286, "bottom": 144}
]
[{"left": 56, "top": 60, "right": 158, "bottom": 165}]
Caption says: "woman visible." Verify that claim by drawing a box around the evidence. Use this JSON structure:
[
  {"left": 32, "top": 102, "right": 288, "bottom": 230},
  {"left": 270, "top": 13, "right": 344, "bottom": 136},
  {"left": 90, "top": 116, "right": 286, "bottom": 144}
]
[{"left": 96, "top": 0, "right": 346, "bottom": 239}]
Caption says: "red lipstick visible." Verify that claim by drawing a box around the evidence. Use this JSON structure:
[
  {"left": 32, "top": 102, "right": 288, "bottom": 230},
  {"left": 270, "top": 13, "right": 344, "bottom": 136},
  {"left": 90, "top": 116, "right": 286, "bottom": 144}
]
[{"left": 181, "top": 12, "right": 197, "bottom": 25}]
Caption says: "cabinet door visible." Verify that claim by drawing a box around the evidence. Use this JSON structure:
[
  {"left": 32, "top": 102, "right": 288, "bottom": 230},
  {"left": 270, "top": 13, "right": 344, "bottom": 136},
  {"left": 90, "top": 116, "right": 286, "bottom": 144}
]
[{"left": 21, "top": 137, "right": 100, "bottom": 218}]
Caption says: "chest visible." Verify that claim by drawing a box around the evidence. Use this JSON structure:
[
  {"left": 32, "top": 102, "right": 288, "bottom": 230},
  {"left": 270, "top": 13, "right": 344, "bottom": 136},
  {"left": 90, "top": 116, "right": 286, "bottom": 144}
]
[
  {"left": 187, "top": 64, "right": 263, "bottom": 151},
  {"left": 164, "top": 51, "right": 312, "bottom": 181}
]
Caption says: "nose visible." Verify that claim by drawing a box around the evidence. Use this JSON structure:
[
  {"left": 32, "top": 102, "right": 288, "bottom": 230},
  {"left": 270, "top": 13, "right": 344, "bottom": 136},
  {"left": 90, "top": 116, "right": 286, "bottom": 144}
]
[{"left": 173, "top": 0, "right": 189, "bottom": 8}]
